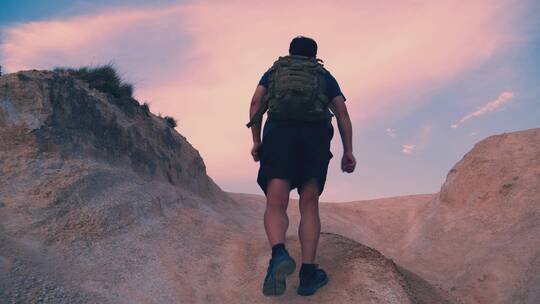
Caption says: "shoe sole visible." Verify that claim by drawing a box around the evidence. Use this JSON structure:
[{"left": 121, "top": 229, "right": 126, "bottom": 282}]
[
  {"left": 297, "top": 275, "right": 329, "bottom": 296},
  {"left": 262, "top": 257, "right": 296, "bottom": 296}
]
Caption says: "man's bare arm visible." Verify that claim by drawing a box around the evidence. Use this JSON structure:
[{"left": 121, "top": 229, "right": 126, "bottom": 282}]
[
  {"left": 249, "top": 85, "right": 267, "bottom": 144},
  {"left": 328, "top": 95, "right": 353, "bottom": 153},
  {"left": 248, "top": 85, "right": 267, "bottom": 162},
  {"left": 328, "top": 95, "right": 356, "bottom": 173}
]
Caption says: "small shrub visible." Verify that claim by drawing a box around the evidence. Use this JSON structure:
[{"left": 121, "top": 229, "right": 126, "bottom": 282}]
[
  {"left": 141, "top": 102, "right": 150, "bottom": 116},
  {"left": 54, "top": 64, "right": 133, "bottom": 100},
  {"left": 17, "top": 72, "right": 30, "bottom": 81},
  {"left": 164, "top": 116, "right": 177, "bottom": 128},
  {"left": 54, "top": 64, "right": 143, "bottom": 115}
]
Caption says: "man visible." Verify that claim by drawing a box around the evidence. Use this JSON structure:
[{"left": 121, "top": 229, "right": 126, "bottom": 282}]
[{"left": 247, "top": 36, "right": 355, "bottom": 296}]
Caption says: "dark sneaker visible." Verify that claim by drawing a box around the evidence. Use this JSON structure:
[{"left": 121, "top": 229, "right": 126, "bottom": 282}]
[
  {"left": 297, "top": 265, "right": 329, "bottom": 296},
  {"left": 262, "top": 252, "right": 296, "bottom": 296}
]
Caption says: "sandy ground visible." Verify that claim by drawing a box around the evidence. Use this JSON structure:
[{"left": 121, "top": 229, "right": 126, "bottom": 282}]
[{"left": 228, "top": 128, "right": 540, "bottom": 304}]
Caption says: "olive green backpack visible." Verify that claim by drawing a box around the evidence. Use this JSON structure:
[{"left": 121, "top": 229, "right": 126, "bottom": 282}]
[{"left": 246, "top": 54, "right": 332, "bottom": 128}]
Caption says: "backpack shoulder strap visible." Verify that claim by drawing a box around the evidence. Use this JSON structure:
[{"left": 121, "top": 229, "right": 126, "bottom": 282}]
[{"left": 246, "top": 93, "right": 269, "bottom": 128}]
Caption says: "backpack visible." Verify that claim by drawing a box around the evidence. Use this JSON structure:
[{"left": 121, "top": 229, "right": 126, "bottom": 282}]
[{"left": 246, "top": 55, "right": 332, "bottom": 128}]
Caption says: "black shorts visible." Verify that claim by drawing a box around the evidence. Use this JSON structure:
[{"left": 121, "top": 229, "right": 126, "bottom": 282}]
[{"left": 257, "top": 120, "right": 334, "bottom": 196}]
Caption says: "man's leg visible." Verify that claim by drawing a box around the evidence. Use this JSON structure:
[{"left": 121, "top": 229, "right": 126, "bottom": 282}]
[
  {"left": 262, "top": 178, "right": 296, "bottom": 296},
  {"left": 296, "top": 178, "right": 329, "bottom": 296},
  {"left": 264, "top": 178, "right": 291, "bottom": 247},
  {"left": 298, "top": 178, "right": 320, "bottom": 263}
]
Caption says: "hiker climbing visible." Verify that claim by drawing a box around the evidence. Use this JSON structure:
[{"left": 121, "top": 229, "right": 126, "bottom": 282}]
[{"left": 247, "top": 35, "right": 356, "bottom": 296}]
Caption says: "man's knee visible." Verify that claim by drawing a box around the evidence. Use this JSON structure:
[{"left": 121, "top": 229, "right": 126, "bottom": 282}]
[
  {"left": 266, "top": 178, "right": 291, "bottom": 208},
  {"left": 299, "top": 179, "right": 319, "bottom": 211},
  {"left": 299, "top": 197, "right": 318, "bottom": 213},
  {"left": 300, "top": 178, "right": 319, "bottom": 195},
  {"left": 267, "top": 196, "right": 288, "bottom": 210}
]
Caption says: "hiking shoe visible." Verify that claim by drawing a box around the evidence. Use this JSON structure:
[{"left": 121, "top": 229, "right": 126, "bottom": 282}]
[
  {"left": 297, "top": 264, "right": 329, "bottom": 296},
  {"left": 262, "top": 252, "right": 296, "bottom": 296}
]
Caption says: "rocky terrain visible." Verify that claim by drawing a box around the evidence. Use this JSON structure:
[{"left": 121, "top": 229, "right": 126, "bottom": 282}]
[
  {"left": 0, "top": 69, "right": 456, "bottom": 303},
  {"left": 231, "top": 128, "right": 540, "bottom": 304},
  {"left": 397, "top": 128, "right": 540, "bottom": 304}
]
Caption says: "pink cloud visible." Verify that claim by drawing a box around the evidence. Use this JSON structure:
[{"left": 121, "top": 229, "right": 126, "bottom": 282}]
[
  {"left": 400, "top": 122, "right": 432, "bottom": 154},
  {"left": 402, "top": 144, "right": 416, "bottom": 154},
  {"left": 386, "top": 128, "right": 397, "bottom": 138},
  {"left": 0, "top": 1, "right": 521, "bottom": 196},
  {"left": 451, "top": 91, "right": 514, "bottom": 128}
]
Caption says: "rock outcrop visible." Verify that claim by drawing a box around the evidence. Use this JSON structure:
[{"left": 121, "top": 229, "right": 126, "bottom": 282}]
[
  {"left": 0, "top": 70, "right": 219, "bottom": 197},
  {"left": 0, "top": 70, "right": 451, "bottom": 303},
  {"left": 399, "top": 128, "right": 540, "bottom": 304}
]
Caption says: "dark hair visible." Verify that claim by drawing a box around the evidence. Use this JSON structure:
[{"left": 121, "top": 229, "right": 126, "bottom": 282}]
[{"left": 289, "top": 36, "right": 317, "bottom": 58}]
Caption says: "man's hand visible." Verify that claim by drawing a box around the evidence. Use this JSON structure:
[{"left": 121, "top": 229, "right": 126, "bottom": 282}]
[
  {"left": 328, "top": 95, "right": 355, "bottom": 174},
  {"left": 341, "top": 151, "right": 356, "bottom": 173},
  {"left": 251, "top": 142, "right": 262, "bottom": 162}
]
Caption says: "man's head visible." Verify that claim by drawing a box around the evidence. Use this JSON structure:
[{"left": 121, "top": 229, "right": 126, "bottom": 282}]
[{"left": 289, "top": 36, "right": 317, "bottom": 58}]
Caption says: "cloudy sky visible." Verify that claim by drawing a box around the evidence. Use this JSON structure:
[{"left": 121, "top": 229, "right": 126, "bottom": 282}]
[{"left": 1, "top": 0, "right": 539, "bottom": 202}]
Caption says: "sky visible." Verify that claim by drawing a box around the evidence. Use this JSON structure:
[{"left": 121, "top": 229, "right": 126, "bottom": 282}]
[{"left": 1, "top": 0, "right": 539, "bottom": 202}]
